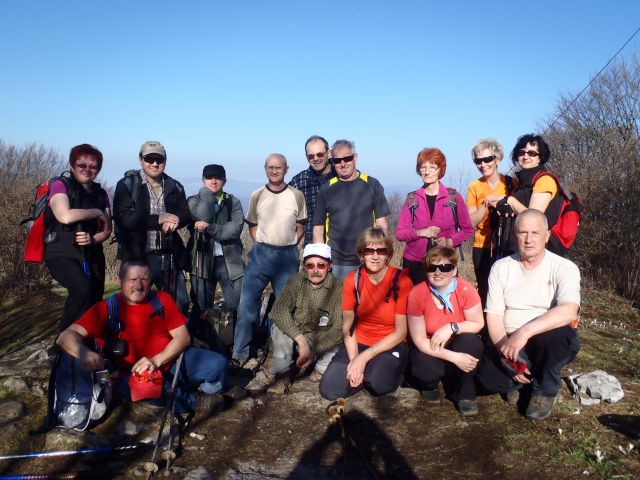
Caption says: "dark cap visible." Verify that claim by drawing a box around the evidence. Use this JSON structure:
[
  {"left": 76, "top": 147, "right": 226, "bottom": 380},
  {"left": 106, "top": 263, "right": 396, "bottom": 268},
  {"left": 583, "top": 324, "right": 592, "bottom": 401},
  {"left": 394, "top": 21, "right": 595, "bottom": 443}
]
[{"left": 202, "top": 164, "right": 226, "bottom": 179}]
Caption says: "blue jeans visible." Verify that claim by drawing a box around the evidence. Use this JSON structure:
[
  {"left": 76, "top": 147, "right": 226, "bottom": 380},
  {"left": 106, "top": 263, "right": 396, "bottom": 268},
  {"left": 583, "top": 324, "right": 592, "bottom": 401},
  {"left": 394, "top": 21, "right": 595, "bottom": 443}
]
[
  {"left": 232, "top": 243, "right": 299, "bottom": 360},
  {"left": 331, "top": 264, "right": 359, "bottom": 283},
  {"left": 188, "top": 256, "right": 243, "bottom": 331},
  {"left": 146, "top": 253, "right": 189, "bottom": 315}
]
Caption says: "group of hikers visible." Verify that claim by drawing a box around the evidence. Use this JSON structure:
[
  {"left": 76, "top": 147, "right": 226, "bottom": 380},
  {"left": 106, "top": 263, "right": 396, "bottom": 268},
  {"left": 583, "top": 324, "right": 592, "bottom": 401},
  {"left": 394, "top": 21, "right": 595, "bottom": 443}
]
[{"left": 41, "top": 133, "right": 581, "bottom": 428}]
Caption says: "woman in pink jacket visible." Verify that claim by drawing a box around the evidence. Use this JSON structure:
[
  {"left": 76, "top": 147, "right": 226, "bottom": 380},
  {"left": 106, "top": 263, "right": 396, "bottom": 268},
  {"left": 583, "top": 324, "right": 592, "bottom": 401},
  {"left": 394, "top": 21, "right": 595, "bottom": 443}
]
[{"left": 395, "top": 148, "right": 473, "bottom": 285}]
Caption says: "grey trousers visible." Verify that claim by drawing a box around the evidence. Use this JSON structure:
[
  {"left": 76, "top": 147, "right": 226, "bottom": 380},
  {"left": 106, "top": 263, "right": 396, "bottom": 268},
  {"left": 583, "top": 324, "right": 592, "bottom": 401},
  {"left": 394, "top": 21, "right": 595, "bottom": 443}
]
[{"left": 270, "top": 324, "right": 337, "bottom": 375}]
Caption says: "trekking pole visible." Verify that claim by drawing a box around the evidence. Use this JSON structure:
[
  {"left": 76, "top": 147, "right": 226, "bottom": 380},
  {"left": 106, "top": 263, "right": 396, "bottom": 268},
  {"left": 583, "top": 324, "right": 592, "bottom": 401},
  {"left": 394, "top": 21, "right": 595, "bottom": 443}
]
[
  {"left": 0, "top": 444, "right": 140, "bottom": 461},
  {"left": 76, "top": 224, "right": 90, "bottom": 279},
  {"left": 145, "top": 352, "right": 184, "bottom": 477},
  {"left": 327, "top": 398, "right": 349, "bottom": 480},
  {"left": 449, "top": 206, "right": 465, "bottom": 261},
  {"left": 495, "top": 214, "right": 505, "bottom": 261}
]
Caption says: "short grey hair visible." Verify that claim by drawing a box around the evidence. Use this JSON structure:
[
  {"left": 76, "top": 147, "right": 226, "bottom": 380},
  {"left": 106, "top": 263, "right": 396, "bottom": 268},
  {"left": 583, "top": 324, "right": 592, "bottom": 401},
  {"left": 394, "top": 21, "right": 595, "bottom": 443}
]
[
  {"left": 515, "top": 208, "right": 549, "bottom": 231},
  {"left": 472, "top": 138, "right": 503, "bottom": 162},
  {"left": 331, "top": 139, "right": 356, "bottom": 155},
  {"left": 264, "top": 153, "right": 288, "bottom": 168}
]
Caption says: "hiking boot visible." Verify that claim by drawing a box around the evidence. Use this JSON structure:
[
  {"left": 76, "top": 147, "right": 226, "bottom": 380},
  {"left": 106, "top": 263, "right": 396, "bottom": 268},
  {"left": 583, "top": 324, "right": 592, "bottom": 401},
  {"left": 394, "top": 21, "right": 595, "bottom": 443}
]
[
  {"left": 267, "top": 374, "right": 291, "bottom": 395},
  {"left": 420, "top": 388, "right": 440, "bottom": 404},
  {"left": 194, "top": 392, "right": 224, "bottom": 420},
  {"left": 377, "top": 387, "right": 400, "bottom": 407},
  {"left": 224, "top": 384, "right": 248, "bottom": 401},
  {"left": 456, "top": 399, "right": 479, "bottom": 416},
  {"left": 308, "top": 370, "right": 323, "bottom": 383},
  {"left": 228, "top": 358, "right": 246, "bottom": 370},
  {"left": 245, "top": 369, "right": 275, "bottom": 395},
  {"left": 525, "top": 394, "right": 557, "bottom": 421},
  {"left": 506, "top": 388, "right": 520, "bottom": 405}
]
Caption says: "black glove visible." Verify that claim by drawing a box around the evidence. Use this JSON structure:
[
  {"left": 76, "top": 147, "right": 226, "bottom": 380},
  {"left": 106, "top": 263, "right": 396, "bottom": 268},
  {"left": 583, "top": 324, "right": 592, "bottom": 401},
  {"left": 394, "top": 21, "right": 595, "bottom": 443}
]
[{"left": 496, "top": 197, "right": 514, "bottom": 216}]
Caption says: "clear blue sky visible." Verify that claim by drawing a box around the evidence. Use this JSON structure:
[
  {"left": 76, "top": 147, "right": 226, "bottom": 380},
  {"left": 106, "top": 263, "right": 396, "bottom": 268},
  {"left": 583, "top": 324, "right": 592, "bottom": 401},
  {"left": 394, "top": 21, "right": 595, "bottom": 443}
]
[{"left": 1, "top": 1, "right": 639, "bottom": 194}]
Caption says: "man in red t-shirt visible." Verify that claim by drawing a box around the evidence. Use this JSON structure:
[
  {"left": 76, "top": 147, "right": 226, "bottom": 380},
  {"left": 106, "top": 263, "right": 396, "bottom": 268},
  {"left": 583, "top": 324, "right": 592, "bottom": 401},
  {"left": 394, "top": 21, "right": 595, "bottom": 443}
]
[{"left": 57, "top": 260, "right": 227, "bottom": 415}]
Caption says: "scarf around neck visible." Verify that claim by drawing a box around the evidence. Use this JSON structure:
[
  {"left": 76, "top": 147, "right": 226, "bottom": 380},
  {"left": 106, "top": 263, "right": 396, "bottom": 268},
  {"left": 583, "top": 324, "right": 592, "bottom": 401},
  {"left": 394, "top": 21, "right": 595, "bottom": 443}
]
[{"left": 429, "top": 277, "right": 457, "bottom": 313}]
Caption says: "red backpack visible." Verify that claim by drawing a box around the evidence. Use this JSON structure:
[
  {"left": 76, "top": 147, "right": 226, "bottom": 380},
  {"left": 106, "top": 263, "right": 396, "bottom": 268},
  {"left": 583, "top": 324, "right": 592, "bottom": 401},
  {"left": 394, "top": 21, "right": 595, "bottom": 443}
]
[
  {"left": 532, "top": 170, "right": 584, "bottom": 250},
  {"left": 21, "top": 173, "right": 73, "bottom": 262}
]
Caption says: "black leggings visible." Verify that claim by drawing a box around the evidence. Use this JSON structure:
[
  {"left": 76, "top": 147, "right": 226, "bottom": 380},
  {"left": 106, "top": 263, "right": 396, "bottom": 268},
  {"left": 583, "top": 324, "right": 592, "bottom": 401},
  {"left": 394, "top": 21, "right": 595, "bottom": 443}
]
[
  {"left": 408, "top": 333, "right": 484, "bottom": 401},
  {"left": 45, "top": 255, "right": 105, "bottom": 331},
  {"left": 319, "top": 343, "right": 408, "bottom": 400}
]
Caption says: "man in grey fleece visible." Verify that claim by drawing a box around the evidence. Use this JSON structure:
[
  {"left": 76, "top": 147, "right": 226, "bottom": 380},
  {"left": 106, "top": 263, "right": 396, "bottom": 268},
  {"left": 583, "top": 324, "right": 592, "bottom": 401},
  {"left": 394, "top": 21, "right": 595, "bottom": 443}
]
[
  {"left": 187, "top": 164, "right": 245, "bottom": 334},
  {"left": 245, "top": 243, "right": 343, "bottom": 395}
]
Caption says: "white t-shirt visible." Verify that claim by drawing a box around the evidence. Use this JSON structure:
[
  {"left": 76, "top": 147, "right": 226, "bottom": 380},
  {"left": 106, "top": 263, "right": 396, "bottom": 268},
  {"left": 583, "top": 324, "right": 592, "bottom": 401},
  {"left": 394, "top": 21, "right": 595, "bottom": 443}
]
[
  {"left": 246, "top": 185, "right": 307, "bottom": 246},
  {"left": 485, "top": 250, "right": 581, "bottom": 334}
]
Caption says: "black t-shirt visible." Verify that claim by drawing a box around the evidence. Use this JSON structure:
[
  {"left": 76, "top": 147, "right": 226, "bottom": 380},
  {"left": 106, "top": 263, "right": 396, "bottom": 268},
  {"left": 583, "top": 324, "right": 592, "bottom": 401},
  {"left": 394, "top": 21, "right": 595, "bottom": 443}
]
[{"left": 313, "top": 173, "right": 390, "bottom": 265}]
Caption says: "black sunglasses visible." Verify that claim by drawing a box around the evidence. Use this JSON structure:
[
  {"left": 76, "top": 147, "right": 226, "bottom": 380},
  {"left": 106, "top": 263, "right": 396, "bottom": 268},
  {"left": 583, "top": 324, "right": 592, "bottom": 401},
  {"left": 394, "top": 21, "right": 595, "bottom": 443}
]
[
  {"left": 332, "top": 155, "right": 355, "bottom": 165},
  {"left": 426, "top": 263, "right": 455, "bottom": 273},
  {"left": 473, "top": 155, "right": 496, "bottom": 165},
  {"left": 142, "top": 155, "right": 166, "bottom": 165}
]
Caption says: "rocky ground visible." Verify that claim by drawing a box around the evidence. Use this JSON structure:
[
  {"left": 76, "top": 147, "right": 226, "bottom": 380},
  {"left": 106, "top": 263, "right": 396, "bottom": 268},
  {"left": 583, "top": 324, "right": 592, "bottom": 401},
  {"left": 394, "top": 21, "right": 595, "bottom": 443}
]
[{"left": 1, "top": 287, "right": 639, "bottom": 479}]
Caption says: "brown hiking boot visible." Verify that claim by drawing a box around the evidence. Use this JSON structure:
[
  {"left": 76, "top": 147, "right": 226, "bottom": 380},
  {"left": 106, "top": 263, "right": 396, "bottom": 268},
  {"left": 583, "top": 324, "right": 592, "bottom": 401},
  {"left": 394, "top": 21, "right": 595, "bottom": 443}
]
[
  {"left": 525, "top": 394, "right": 558, "bottom": 421},
  {"left": 267, "top": 374, "right": 291, "bottom": 395},
  {"left": 245, "top": 369, "right": 275, "bottom": 395},
  {"left": 194, "top": 393, "right": 224, "bottom": 420}
]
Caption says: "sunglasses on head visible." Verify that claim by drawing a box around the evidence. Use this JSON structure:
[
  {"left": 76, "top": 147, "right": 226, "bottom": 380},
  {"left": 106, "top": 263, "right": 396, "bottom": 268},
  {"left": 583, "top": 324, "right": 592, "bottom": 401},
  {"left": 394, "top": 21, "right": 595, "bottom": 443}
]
[
  {"left": 142, "top": 155, "right": 166, "bottom": 165},
  {"left": 518, "top": 149, "right": 539, "bottom": 158},
  {"left": 362, "top": 247, "right": 389, "bottom": 256},
  {"left": 332, "top": 154, "right": 355, "bottom": 165},
  {"left": 473, "top": 155, "right": 496, "bottom": 165},
  {"left": 306, "top": 152, "right": 326, "bottom": 161},
  {"left": 427, "top": 263, "right": 455, "bottom": 273},
  {"left": 74, "top": 162, "right": 99, "bottom": 171},
  {"left": 304, "top": 261, "right": 329, "bottom": 270}
]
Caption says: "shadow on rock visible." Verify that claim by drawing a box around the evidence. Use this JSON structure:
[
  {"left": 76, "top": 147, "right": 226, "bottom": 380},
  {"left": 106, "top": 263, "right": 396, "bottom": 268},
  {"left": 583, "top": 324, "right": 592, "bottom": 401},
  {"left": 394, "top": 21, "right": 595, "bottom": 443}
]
[{"left": 288, "top": 409, "right": 418, "bottom": 480}]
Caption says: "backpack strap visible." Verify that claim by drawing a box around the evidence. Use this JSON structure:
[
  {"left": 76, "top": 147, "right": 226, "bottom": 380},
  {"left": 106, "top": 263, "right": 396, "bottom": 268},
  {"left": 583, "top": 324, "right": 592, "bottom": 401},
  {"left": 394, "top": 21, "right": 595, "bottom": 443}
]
[
  {"left": 224, "top": 193, "right": 233, "bottom": 222},
  {"left": 406, "top": 191, "right": 418, "bottom": 227},
  {"left": 147, "top": 290, "right": 165, "bottom": 319},
  {"left": 531, "top": 169, "right": 573, "bottom": 201},
  {"left": 446, "top": 188, "right": 465, "bottom": 261},
  {"left": 105, "top": 294, "right": 122, "bottom": 333},
  {"left": 350, "top": 267, "right": 364, "bottom": 336},
  {"left": 504, "top": 175, "right": 513, "bottom": 195},
  {"left": 123, "top": 169, "right": 141, "bottom": 207},
  {"left": 384, "top": 268, "right": 402, "bottom": 303}
]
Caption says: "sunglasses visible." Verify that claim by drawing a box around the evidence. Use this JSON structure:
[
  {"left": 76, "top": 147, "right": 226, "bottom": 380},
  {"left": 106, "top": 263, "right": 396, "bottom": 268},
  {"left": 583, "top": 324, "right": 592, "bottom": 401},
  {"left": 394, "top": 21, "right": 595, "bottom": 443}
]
[
  {"left": 306, "top": 152, "right": 327, "bottom": 161},
  {"left": 518, "top": 149, "right": 539, "bottom": 158},
  {"left": 473, "top": 155, "right": 496, "bottom": 165},
  {"left": 427, "top": 263, "right": 455, "bottom": 273},
  {"left": 74, "top": 163, "right": 99, "bottom": 171},
  {"left": 304, "top": 262, "right": 329, "bottom": 270},
  {"left": 332, "top": 155, "right": 355, "bottom": 165},
  {"left": 142, "top": 156, "right": 166, "bottom": 165},
  {"left": 362, "top": 247, "right": 389, "bottom": 256}
]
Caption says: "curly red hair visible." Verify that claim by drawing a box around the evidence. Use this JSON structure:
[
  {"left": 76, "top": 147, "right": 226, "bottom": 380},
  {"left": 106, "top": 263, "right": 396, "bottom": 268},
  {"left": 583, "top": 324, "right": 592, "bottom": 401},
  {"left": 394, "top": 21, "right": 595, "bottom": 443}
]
[{"left": 416, "top": 147, "right": 446, "bottom": 179}]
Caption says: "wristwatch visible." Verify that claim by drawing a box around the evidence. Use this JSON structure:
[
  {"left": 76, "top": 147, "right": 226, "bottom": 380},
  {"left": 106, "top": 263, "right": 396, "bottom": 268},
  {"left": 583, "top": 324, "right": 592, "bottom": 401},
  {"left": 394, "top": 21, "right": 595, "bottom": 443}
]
[{"left": 450, "top": 322, "right": 460, "bottom": 335}]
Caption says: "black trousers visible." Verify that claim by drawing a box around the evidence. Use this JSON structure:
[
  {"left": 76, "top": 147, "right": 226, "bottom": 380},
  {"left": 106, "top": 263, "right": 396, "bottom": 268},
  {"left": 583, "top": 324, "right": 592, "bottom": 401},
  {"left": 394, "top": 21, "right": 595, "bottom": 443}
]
[
  {"left": 409, "top": 333, "right": 484, "bottom": 401},
  {"left": 45, "top": 255, "right": 105, "bottom": 331},
  {"left": 477, "top": 325, "right": 580, "bottom": 397},
  {"left": 472, "top": 247, "right": 492, "bottom": 308},
  {"left": 320, "top": 343, "right": 408, "bottom": 400},
  {"left": 403, "top": 258, "right": 427, "bottom": 285}
]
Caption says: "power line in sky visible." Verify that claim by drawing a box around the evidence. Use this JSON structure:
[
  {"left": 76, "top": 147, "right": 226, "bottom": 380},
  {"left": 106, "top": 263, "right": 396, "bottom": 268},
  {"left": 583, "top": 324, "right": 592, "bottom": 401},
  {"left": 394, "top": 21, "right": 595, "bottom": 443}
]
[{"left": 544, "top": 24, "right": 640, "bottom": 134}]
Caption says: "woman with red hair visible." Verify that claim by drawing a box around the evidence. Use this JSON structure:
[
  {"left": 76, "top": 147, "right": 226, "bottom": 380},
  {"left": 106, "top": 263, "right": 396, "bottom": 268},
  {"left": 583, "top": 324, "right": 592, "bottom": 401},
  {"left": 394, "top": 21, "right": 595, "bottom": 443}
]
[
  {"left": 396, "top": 148, "right": 473, "bottom": 284},
  {"left": 44, "top": 144, "right": 111, "bottom": 330}
]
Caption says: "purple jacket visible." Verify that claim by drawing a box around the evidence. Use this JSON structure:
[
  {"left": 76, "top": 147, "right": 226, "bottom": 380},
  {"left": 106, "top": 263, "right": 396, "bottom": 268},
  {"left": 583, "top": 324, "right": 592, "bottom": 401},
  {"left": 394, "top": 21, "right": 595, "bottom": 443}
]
[{"left": 395, "top": 182, "right": 474, "bottom": 262}]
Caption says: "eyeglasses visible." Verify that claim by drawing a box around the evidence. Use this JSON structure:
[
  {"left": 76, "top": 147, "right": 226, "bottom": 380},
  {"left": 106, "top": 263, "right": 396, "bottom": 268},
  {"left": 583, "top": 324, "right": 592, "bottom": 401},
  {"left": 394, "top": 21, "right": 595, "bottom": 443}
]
[
  {"left": 304, "top": 262, "right": 329, "bottom": 270},
  {"left": 74, "top": 163, "right": 99, "bottom": 171},
  {"left": 306, "top": 152, "right": 327, "bottom": 161},
  {"left": 419, "top": 164, "right": 439, "bottom": 173},
  {"left": 204, "top": 176, "right": 223, "bottom": 181},
  {"left": 518, "top": 149, "right": 539, "bottom": 158},
  {"left": 142, "top": 156, "right": 166, "bottom": 165},
  {"left": 362, "top": 247, "right": 389, "bottom": 256},
  {"left": 473, "top": 155, "right": 496, "bottom": 165},
  {"left": 332, "top": 155, "right": 355, "bottom": 165},
  {"left": 426, "top": 263, "right": 455, "bottom": 273}
]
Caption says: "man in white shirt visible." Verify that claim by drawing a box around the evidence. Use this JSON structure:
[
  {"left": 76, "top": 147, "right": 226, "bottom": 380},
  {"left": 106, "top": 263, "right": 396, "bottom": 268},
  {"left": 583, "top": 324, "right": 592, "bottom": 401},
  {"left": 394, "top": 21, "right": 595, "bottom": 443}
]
[{"left": 478, "top": 209, "right": 581, "bottom": 420}]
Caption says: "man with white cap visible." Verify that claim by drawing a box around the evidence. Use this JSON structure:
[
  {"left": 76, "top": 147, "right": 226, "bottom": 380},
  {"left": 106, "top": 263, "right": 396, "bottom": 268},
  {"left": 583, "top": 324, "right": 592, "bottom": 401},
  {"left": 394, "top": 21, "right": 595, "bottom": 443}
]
[
  {"left": 246, "top": 243, "right": 343, "bottom": 395},
  {"left": 113, "top": 141, "right": 190, "bottom": 313}
]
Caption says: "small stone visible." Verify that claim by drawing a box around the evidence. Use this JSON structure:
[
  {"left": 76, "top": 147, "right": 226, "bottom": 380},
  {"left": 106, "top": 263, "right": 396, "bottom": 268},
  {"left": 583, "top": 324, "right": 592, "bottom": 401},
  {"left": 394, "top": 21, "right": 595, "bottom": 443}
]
[
  {"left": 189, "top": 432, "right": 205, "bottom": 440},
  {"left": 183, "top": 466, "right": 213, "bottom": 480},
  {"left": 44, "top": 429, "right": 89, "bottom": 451},
  {"left": 2, "top": 377, "right": 29, "bottom": 395},
  {"left": 30, "top": 384, "right": 46, "bottom": 397},
  {"left": 0, "top": 400, "right": 25, "bottom": 423},
  {"left": 578, "top": 393, "right": 601, "bottom": 405},
  {"left": 117, "top": 420, "right": 144, "bottom": 436}
]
